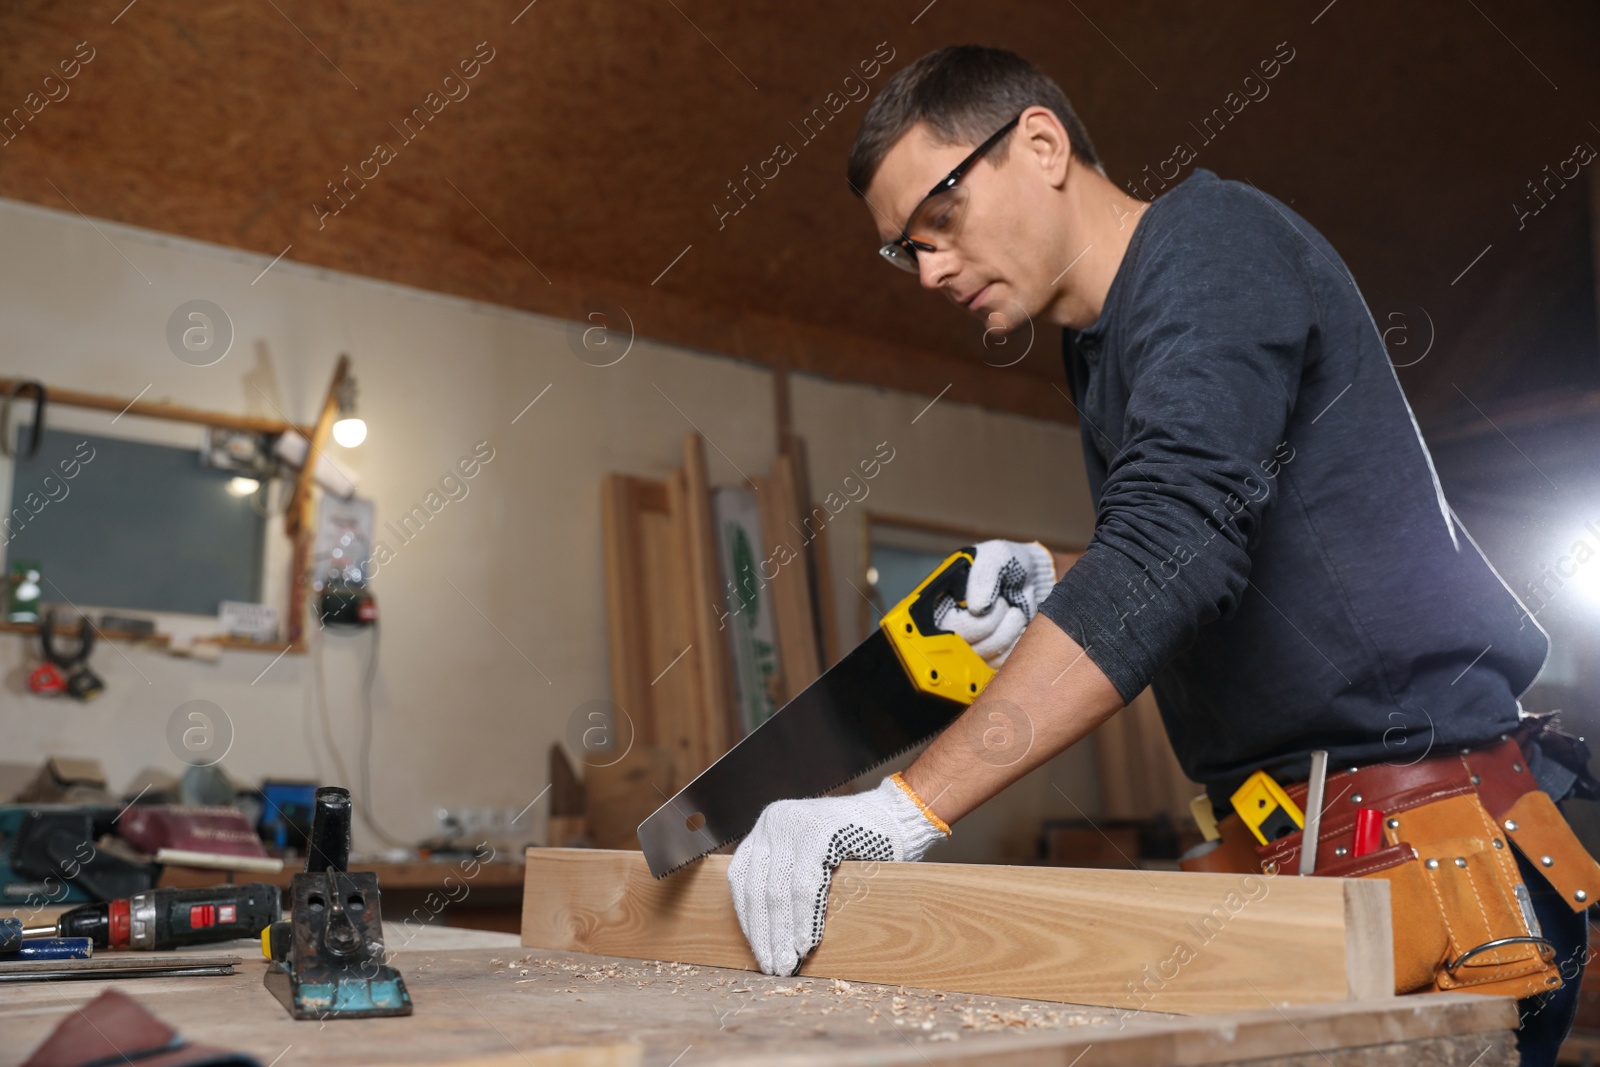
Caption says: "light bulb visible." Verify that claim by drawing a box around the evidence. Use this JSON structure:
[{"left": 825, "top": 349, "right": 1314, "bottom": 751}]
[
  {"left": 332, "top": 417, "right": 367, "bottom": 448},
  {"left": 227, "top": 476, "right": 261, "bottom": 496}
]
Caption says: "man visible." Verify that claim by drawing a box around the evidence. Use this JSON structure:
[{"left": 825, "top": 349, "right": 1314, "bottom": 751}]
[{"left": 727, "top": 45, "right": 1599, "bottom": 1065}]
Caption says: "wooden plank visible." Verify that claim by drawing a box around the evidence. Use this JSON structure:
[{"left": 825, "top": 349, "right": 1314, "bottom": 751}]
[
  {"left": 521, "top": 848, "right": 1394, "bottom": 1015},
  {"left": 779, "top": 433, "right": 839, "bottom": 667},
  {"left": 807, "top": 508, "right": 839, "bottom": 666},
  {"left": 599, "top": 474, "right": 655, "bottom": 745},
  {"left": 681, "top": 433, "right": 738, "bottom": 771},
  {"left": 0, "top": 377, "right": 303, "bottom": 435},
  {"left": 584, "top": 745, "right": 675, "bottom": 851},
  {"left": 758, "top": 455, "right": 821, "bottom": 700},
  {"left": 548, "top": 744, "right": 586, "bottom": 848},
  {"left": 649, "top": 472, "right": 701, "bottom": 778},
  {"left": 285, "top": 354, "right": 347, "bottom": 536},
  {"left": 283, "top": 354, "right": 349, "bottom": 647}
]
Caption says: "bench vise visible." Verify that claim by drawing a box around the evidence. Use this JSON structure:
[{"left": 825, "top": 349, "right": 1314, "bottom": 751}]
[{"left": 262, "top": 786, "right": 411, "bottom": 1019}]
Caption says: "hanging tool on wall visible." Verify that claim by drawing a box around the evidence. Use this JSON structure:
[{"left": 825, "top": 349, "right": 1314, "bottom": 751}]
[
  {"left": 262, "top": 786, "right": 411, "bottom": 1019},
  {"left": 0, "top": 379, "right": 46, "bottom": 459},
  {"left": 638, "top": 549, "right": 997, "bottom": 878},
  {"left": 34, "top": 610, "right": 105, "bottom": 701}
]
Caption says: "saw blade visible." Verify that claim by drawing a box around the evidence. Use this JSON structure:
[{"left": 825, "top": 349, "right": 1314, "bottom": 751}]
[{"left": 637, "top": 629, "right": 966, "bottom": 878}]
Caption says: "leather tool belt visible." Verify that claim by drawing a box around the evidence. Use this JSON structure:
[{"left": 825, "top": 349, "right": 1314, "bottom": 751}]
[{"left": 1182, "top": 725, "right": 1600, "bottom": 998}]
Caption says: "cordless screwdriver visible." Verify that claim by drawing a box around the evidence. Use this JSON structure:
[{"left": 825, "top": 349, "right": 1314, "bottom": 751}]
[{"left": 23, "top": 883, "right": 280, "bottom": 950}]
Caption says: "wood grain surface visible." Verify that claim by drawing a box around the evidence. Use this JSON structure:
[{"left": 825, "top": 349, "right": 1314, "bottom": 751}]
[
  {"left": 0, "top": 925, "right": 1514, "bottom": 1067},
  {"left": 521, "top": 848, "right": 1394, "bottom": 1015},
  {"left": 679, "top": 432, "right": 738, "bottom": 771}
]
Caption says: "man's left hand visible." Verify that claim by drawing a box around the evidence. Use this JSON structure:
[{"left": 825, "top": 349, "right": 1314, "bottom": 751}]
[{"left": 727, "top": 774, "right": 949, "bottom": 975}]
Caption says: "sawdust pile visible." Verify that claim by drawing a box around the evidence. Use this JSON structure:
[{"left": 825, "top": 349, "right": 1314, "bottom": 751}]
[{"left": 486, "top": 954, "right": 1117, "bottom": 1043}]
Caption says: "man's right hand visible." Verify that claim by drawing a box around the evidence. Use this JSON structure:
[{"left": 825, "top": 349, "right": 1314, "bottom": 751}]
[{"left": 935, "top": 540, "right": 1056, "bottom": 667}]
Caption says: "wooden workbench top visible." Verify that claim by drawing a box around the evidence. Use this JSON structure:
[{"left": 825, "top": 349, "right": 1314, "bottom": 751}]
[
  {"left": 0, "top": 926, "right": 1520, "bottom": 1066},
  {"left": 157, "top": 858, "right": 529, "bottom": 890}
]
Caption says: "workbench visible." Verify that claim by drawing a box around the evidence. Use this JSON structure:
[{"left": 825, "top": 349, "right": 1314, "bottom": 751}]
[
  {"left": 0, "top": 922, "right": 1523, "bottom": 1066},
  {"left": 158, "top": 858, "right": 529, "bottom": 932}
]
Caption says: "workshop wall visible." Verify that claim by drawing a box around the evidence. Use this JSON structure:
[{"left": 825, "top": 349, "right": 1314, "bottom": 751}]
[{"left": 0, "top": 197, "right": 1099, "bottom": 861}]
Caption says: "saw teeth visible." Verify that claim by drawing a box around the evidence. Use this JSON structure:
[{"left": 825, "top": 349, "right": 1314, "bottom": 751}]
[{"left": 644, "top": 738, "right": 934, "bottom": 877}]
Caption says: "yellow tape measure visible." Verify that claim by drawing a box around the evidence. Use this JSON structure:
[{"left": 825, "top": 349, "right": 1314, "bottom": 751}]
[{"left": 1230, "top": 769, "right": 1305, "bottom": 846}]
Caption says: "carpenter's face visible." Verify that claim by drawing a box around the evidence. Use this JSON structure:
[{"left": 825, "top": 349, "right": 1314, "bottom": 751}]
[{"left": 866, "top": 120, "right": 1063, "bottom": 334}]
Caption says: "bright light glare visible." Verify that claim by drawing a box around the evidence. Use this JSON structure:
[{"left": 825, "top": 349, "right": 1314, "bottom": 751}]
[
  {"left": 227, "top": 476, "right": 260, "bottom": 497},
  {"left": 1573, "top": 558, "right": 1600, "bottom": 606},
  {"left": 332, "top": 417, "right": 367, "bottom": 448}
]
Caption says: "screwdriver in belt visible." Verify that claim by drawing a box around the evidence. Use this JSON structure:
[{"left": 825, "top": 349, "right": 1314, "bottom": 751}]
[{"left": 22, "top": 883, "right": 281, "bottom": 950}]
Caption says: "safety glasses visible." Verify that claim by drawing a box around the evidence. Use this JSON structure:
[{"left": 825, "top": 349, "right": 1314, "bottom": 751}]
[{"left": 878, "top": 115, "right": 1020, "bottom": 274}]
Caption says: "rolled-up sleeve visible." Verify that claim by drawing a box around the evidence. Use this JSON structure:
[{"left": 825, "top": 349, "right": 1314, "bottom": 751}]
[{"left": 1038, "top": 196, "right": 1314, "bottom": 702}]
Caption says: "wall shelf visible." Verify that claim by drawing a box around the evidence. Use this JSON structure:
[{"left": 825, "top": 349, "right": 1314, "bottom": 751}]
[{"left": 0, "top": 619, "right": 303, "bottom": 654}]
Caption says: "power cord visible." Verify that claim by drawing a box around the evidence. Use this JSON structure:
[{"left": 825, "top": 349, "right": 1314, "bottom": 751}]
[{"left": 314, "top": 618, "right": 411, "bottom": 849}]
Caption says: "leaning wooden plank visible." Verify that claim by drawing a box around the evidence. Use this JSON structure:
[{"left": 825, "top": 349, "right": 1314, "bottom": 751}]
[
  {"left": 599, "top": 474, "right": 660, "bottom": 748},
  {"left": 521, "top": 848, "right": 1393, "bottom": 1016},
  {"left": 662, "top": 469, "right": 708, "bottom": 781},
  {"left": 758, "top": 454, "right": 822, "bottom": 701},
  {"left": 680, "top": 432, "right": 738, "bottom": 772},
  {"left": 583, "top": 745, "right": 674, "bottom": 851}
]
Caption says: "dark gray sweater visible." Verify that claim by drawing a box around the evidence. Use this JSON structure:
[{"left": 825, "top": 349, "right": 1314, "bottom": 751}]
[{"left": 1038, "top": 169, "right": 1548, "bottom": 812}]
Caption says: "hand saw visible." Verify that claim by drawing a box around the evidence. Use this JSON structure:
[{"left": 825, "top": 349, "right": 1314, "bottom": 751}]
[{"left": 638, "top": 549, "right": 996, "bottom": 877}]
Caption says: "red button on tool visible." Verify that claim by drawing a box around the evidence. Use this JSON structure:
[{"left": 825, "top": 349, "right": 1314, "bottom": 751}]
[{"left": 189, "top": 904, "right": 216, "bottom": 928}]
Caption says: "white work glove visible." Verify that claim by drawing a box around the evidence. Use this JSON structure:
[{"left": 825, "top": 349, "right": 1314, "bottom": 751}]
[
  {"left": 935, "top": 540, "right": 1056, "bottom": 667},
  {"left": 728, "top": 774, "right": 949, "bottom": 976}
]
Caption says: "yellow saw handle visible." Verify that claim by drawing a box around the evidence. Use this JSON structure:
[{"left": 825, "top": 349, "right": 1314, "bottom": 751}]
[{"left": 880, "top": 548, "right": 996, "bottom": 705}]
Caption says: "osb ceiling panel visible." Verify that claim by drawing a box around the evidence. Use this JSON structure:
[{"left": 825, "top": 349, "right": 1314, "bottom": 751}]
[{"left": 1, "top": 0, "right": 1597, "bottom": 424}]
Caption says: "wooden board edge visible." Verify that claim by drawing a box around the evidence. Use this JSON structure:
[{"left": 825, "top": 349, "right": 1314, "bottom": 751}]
[
  {"left": 418, "top": 1046, "right": 644, "bottom": 1067},
  {"left": 708, "top": 992, "right": 1518, "bottom": 1067},
  {"left": 1340, "top": 875, "right": 1395, "bottom": 1000}
]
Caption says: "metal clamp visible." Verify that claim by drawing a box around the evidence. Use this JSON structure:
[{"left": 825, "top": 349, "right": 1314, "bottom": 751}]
[{"left": 1444, "top": 935, "right": 1555, "bottom": 973}]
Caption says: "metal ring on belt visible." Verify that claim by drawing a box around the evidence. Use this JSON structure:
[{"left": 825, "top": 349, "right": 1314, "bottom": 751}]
[{"left": 1445, "top": 935, "right": 1554, "bottom": 973}]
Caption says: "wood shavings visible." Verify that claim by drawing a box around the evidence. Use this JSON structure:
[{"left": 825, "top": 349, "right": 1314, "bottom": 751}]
[{"left": 484, "top": 948, "right": 1111, "bottom": 1045}]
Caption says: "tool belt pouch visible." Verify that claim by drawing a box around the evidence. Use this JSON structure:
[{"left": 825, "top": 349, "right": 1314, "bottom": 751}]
[{"left": 1261, "top": 791, "right": 1581, "bottom": 998}]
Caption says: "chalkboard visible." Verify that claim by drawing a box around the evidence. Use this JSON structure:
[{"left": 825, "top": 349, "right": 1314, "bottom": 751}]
[{"left": 5, "top": 427, "right": 266, "bottom": 615}]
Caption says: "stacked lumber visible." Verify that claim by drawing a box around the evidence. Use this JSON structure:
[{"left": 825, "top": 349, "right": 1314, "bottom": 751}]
[
  {"left": 588, "top": 433, "right": 830, "bottom": 848},
  {"left": 752, "top": 452, "right": 821, "bottom": 703}
]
